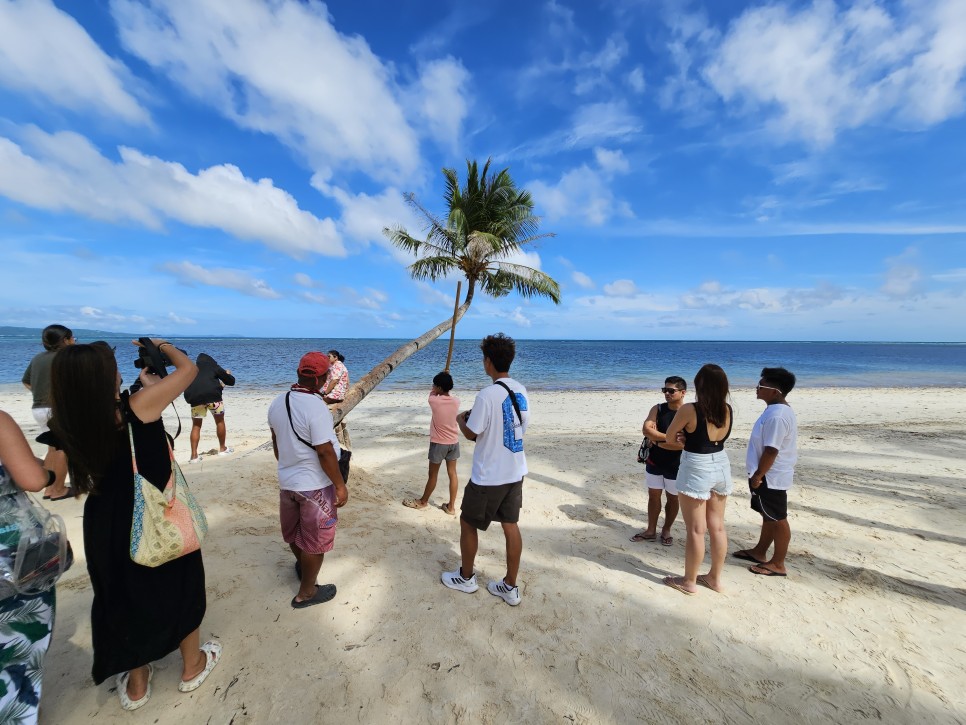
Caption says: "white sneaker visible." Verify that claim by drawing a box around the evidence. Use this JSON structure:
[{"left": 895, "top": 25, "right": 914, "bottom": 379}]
[
  {"left": 188, "top": 457, "right": 201, "bottom": 464},
  {"left": 487, "top": 579, "right": 521, "bottom": 606},
  {"left": 217, "top": 447, "right": 234, "bottom": 456},
  {"left": 441, "top": 568, "right": 478, "bottom": 593}
]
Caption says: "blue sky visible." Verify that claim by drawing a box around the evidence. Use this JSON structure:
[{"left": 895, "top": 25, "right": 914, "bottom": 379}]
[{"left": 1, "top": 0, "right": 964, "bottom": 342}]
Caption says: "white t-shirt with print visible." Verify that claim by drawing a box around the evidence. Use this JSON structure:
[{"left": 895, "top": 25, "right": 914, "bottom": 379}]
[
  {"left": 465, "top": 377, "right": 530, "bottom": 486},
  {"left": 746, "top": 403, "right": 798, "bottom": 490},
  {"left": 267, "top": 390, "right": 341, "bottom": 491}
]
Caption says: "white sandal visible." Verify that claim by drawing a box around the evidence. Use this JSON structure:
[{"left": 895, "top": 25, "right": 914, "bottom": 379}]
[
  {"left": 116, "top": 664, "right": 153, "bottom": 711},
  {"left": 178, "top": 640, "right": 222, "bottom": 692}
]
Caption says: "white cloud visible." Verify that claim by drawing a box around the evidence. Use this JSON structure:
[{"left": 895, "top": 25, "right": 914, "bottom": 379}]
[
  {"left": 530, "top": 164, "right": 632, "bottom": 225},
  {"left": 293, "top": 273, "right": 314, "bottom": 288},
  {"left": 80, "top": 306, "right": 147, "bottom": 325},
  {"left": 161, "top": 261, "right": 282, "bottom": 299},
  {"left": 934, "top": 268, "right": 966, "bottom": 283},
  {"left": 593, "top": 147, "right": 630, "bottom": 175},
  {"left": 572, "top": 271, "right": 594, "bottom": 289},
  {"left": 603, "top": 279, "right": 638, "bottom": 297},
  {"left": 881, "top": 247, "right": 923, "bottom": 298},
  {"left": 0, "top": 0, "right": 149, "bottom": 124},
  {"left": 167, "top": 312, "right": 197, "bottom": 325},
  {"left": 626, "top": 66, "right": 646, "bottom": 93},
  {"left": 408, "top": 58, "right": 470, "bottom": 153},
  {"left": 311, "top": 177, "right": 421, "bottom": 260},
  {"left": 703, "top": 0, "right": 966, "bottom": 146},
  {"left": 0, "top": 128, "right": 343, "bottom": 257},
  {"left": 111, "top": 0, "right": 422, "bottom": 181}
]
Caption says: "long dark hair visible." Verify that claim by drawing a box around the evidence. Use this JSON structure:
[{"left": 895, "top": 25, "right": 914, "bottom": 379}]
[
  {"left": 42, "top": 324, "right": 73, "bottom": 351},
  {"left": 693, "top": 363, "right": 730, "bottom": 427},
  {"left": 328, "top": 350, "right": 345, "bottom": 363},
  {"left": 49, "top": 344, "right": 119, "bottom": 494}
]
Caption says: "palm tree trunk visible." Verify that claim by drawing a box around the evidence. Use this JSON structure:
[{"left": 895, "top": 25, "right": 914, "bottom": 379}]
[
  {"left": 330, "top": 280, "right": 475, "bottom": 425},
  {"left": 444, "top": 281, "right": 461, "bottom": 372}
]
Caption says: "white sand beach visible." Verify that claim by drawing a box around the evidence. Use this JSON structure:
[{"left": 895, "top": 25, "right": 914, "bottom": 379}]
[{"left": 2, "top": 383, "right": 964, "bottom": 724}]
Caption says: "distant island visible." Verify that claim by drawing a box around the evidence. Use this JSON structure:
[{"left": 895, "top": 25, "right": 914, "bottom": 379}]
[{"left": 0, "top": 325, "right": 134, "bottom": 339}]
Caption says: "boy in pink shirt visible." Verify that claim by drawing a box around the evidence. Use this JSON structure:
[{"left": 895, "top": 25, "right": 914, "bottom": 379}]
[{"left": 402, "top": 372, "right": 460, "bottom": 514}]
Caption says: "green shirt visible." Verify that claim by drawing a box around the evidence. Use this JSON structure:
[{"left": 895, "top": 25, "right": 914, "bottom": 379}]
[{"left": 22, "top": 350, "right": 57, "bottom": 408}]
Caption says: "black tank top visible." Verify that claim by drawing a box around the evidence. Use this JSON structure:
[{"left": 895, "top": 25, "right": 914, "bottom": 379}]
[
  {"left": 648, "top": 403, "right": 681, "bottom": 469},
  {"left": 684, "top": 404, "right": 732, "bottom": 454}
]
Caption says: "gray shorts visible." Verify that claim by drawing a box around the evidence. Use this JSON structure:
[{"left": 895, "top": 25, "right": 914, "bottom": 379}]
[{"left": 428, "top": 441, "right": 460, "bottom": 464}]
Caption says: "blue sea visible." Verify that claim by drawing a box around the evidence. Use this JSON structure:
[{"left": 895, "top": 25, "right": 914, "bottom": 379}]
[{"left": 2, "top": 336, "right": 964, "bottom": 391}]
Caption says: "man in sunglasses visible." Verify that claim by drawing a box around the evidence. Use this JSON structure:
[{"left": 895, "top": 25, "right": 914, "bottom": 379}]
[
  {"left": 734, "top": 367, "right": 799, "bottom": 577},
  {"left": 630, "top": 376, "right": 687, "bottom": 546}
]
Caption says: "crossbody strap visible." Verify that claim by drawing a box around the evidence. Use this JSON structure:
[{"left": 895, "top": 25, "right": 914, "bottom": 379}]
[
  {"left": 285, "top": 391, "right": 320, "bottom": 450},
  {"left": 494, "top": 381, "right": 522, "bottom": 424}
]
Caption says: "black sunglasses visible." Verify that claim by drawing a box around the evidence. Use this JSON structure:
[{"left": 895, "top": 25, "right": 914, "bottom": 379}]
[{"left": 661, "top": 387, "right": 683, "bottom": 394}]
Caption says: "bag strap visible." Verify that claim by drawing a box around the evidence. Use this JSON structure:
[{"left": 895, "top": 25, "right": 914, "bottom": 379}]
[
  {"left": 285, "top": 391, "right": 319, "bottom": 451},
  {"left": 494, "top": 381, "right": 523, "bottom": 425}
]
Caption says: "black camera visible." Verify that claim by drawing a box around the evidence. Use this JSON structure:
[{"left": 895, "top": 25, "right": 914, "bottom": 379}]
[{"left": 133, "top": 337, "right": 184, "bottom": 378}]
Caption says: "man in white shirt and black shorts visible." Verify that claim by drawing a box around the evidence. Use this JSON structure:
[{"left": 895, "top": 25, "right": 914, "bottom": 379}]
[
  {"left": 734, "top": 367, "right": 799, "bottom": 578},
  {"left": 268, "top": 352, "right": 348, "bottom": 608},
  {"left": 442, "top": 333, "right": 530, "bottom": 606}
]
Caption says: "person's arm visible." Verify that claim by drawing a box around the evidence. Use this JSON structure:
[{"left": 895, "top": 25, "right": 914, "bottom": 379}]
[
  {"left": 457, "top": 410, "right": 477, "bottom": 442},
  {"left": 0, "top": 411, "right": 50, "bottom": 492},
  {"left": 217, "top": 367, "right": 235, "bottom": 387},
  {"left": 22, "top": 363, "right": 32, "bottom": 391},
  {"left": 642, "top": 405, "right": 662, "bottom": 441},
  {"left": 270, "top": 429, "right": 279, "bottom": 461},
  {"left": 749, "top": 447, "right": 779, "bottom": 489},
  {"left": 129, "top": 339, "right": 198, "bottom": 423},
  {"left": 315, "top": 442, "right": 348, "bottom": 507},
  {"left": 661, "top": 404, "right": 695, "bottom": 451}
]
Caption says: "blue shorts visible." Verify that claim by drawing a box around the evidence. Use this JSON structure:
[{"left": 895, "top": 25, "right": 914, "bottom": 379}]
[{"left": 675, "top": 450, "right": 734, "bottom": 500}]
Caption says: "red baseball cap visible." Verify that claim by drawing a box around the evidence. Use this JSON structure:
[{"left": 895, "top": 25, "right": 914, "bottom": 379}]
[{"left": 298, "top": 351, "right": 330, "bottom": 377}]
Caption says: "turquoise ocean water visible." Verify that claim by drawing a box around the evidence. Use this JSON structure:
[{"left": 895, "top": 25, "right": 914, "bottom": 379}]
[{"left": 2, "top": 337, "right": 964, "bottom": 391}]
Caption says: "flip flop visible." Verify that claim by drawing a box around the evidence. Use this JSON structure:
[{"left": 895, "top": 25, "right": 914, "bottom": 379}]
[
  {"left": 732, "top": 550, "right": 766, "bottom": 565},
  {"left": 749, "top": 565, "right": 787, "bottom": 577},
  {"left": 45, "top": 492, "right": 73, "bottom": 502},
  {"left": 696, "top": 575, "right": 721, "bottom": 592},
  {"left": 663, "top": 576, "right": 696, "bottom": 596},
  {"left": 661, "top": 534, "right": 673, "bottom": 546},
  {"left": 402, "top": 498, "right": 426, "bottom": 509},
  {"left": 439, "top": 503, "right": 456, "bottom": 516},
  {"left": 291, "top": 584, "right": 337, "bottom": 608},
  {"left": 630, "top": 531, "right": 656, "bottom": 542}
]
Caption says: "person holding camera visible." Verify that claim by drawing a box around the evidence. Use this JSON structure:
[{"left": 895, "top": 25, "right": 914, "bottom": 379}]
[
  {"left": 0, "top": 410, "right": 61, "bottom": 723},
  {"left": 183, "top": 353, "right": 236, "bottom": 463},
  {"left": 48, "top": 339, "right": 221, "bottom": 711}
]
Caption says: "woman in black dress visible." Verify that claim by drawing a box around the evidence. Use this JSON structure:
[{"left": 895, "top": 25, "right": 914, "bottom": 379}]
[{"left": 50, "top": 339, "right": 221, "bottom": 711}]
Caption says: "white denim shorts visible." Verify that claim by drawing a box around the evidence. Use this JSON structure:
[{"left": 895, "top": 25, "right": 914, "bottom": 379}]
[{"left": 675, "top": 450, "right": 734, "bottom": 500}]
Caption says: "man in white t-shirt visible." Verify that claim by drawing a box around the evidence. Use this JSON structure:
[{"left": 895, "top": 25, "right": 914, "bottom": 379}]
[
  {"left": 734, "top": 367, "right": 799, "bottom": 577},
  {"left": 441, "top": 333, "right": 529, "bottom": 606},
  {"left": 267, "top": 351, "right": 348, "bottom": 609}
]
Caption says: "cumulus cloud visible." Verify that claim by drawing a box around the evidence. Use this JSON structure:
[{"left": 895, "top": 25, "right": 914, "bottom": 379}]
[
  {"left": 293, "top": 273, "right": 315, "bottom": 288},
  {"left": 167, "top": 312, "right": 197, "bottom": 324},
  {"left": 111, "top": 0, "right": 429, "bottom": 181},
  {"left": 626, "top": 66, "right": 646, "bottom": 93},
  {"left": 0, "top": 128, "right": 343, "bottom": 257},
  {"left": 531, "top": 164, "right": 632, "bottom": 225},
  {"left": 702, "top": 0, "right": 966, "bottom": 146},
  {"left": 593, "top": 147, "right": 630, "bottom": 175},
  {"left": 407, "top": 58, "right": 470, "bottom": 153},
  {"left": 161, "top": 261, "right": 282, "bottom": 299},
  {"left": 80, "top": 306, "right": 147, "bottom": 324},
  {"left": 572, "top": 271, "right": 595, "bottom": 289},
  {"left": 0, "top": 0, "right": 149, "bottom": 124}
]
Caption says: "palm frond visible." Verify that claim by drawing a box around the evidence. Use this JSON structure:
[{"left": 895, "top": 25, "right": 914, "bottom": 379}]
[{"left": 408, "top": 255, "right": 462, "bottom": 282}]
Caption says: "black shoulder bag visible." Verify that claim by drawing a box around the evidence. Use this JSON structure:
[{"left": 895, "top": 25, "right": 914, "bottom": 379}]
[{"left": 494, "top": 381, "right": 523, "bottom": 424}]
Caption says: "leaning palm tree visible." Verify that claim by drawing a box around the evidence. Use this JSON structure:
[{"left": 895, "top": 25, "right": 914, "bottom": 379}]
[{"left": 328, "top": 158, "right": 560, "bottom": 425}]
